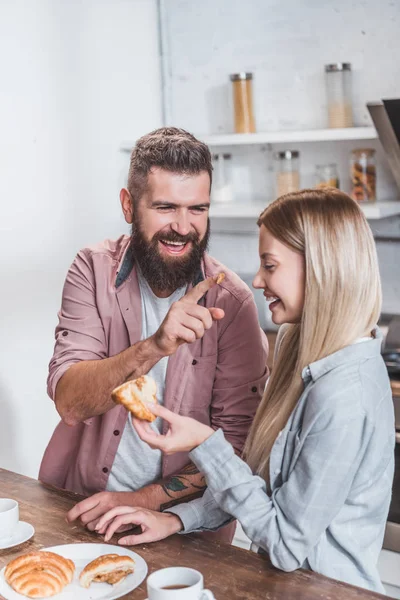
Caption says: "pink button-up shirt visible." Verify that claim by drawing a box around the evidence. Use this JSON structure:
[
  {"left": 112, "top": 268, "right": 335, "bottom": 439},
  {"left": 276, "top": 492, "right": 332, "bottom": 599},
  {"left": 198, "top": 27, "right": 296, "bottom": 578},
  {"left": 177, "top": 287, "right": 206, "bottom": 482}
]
[{"left": 39, "top": 235, "right": 268, "bottom": 498}]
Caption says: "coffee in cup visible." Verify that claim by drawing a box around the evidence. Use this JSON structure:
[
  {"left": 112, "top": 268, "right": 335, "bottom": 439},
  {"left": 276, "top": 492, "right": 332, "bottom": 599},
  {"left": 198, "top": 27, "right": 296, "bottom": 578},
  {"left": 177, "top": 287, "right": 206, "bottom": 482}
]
[
  {"left": 147, "top": 567, "right": 214, "bottom": 599},
  {"left": 162, "top": 585, "right": 190, "bottom": 590}
]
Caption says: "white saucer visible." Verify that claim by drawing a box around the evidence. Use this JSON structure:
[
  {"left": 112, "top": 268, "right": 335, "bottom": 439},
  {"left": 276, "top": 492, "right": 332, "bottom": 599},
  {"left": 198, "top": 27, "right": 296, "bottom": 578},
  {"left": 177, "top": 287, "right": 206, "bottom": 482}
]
[{"left": 0, "top": 521, "right": 34, "bottom": 550}]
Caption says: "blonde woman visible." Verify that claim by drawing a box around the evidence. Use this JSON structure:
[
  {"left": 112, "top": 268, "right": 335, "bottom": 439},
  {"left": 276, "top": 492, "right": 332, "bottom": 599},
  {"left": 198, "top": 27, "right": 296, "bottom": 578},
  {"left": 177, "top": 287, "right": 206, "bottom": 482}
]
[{"left": 96, "top": 189, "right": 394, "bottom": 593}]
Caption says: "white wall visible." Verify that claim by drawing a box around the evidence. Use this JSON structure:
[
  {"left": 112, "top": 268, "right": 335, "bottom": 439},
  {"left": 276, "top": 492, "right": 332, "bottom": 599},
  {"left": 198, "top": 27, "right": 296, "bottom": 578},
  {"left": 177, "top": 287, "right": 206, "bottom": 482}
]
[
  {"left": 0, "top": 0, "right": 162, "bottom": 477},
  {"left": 161, "top": 0, "right": 400, "bottom": 135},
  {"left": 160, "top": 0, "right": 400, "bottom": 317}
]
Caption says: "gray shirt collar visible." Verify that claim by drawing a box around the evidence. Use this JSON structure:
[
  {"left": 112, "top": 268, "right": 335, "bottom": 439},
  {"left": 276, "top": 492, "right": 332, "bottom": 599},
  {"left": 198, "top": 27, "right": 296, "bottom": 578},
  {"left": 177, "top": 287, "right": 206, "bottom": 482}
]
[{"left": 303, "top": 328, "right": 383, "bottom": 383}]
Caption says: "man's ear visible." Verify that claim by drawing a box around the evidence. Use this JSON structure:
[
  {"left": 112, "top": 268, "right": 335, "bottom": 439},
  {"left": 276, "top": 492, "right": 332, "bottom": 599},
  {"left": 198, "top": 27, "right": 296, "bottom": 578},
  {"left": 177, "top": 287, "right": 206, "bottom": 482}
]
[{"left": 120, "top": 188, "right": 134, "bottom": 224}]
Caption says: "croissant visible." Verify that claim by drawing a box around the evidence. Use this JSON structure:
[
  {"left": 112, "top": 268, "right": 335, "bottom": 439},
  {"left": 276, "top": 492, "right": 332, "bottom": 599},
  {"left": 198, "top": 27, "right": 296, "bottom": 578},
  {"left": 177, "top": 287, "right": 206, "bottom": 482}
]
[
  {"left": 4, "top": 551, "right": 75, "bottom": 598},
  {"left": 79, "top": 553, "right": 135, "bottom": 587},
  {"left": 112, "top": 375, "right": 158, "bottom": 422}
]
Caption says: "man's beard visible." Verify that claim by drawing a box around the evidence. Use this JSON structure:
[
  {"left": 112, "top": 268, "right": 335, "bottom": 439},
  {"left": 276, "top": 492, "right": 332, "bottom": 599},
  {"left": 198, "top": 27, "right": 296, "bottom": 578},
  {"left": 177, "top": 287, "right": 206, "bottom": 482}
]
[{"left": 131, "top": 216, "right": 210, "bottom": 293}]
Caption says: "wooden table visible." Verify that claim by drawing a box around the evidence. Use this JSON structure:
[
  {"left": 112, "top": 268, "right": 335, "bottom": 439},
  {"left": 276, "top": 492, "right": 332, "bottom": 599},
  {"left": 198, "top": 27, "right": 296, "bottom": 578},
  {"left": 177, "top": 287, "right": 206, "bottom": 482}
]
[{"left": 0, "top": 469, "right": 388, "bottom": 599}]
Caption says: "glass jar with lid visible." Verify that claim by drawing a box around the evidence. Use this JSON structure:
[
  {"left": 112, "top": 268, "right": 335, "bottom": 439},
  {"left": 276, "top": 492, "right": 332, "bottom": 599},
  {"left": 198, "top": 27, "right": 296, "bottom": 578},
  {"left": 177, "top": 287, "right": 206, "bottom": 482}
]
[
  {"left": 211, "top": 153, "right": 233, "bottom": 203},
  {"left": 314, "top": 164, "right": 340, "bottom": 189},
  {"left": 230, "top": 72, "right": 256, "bottom": 134},
  {"left": 350, "top": 149, "right": 376, "bottom": 202},
  {"left": 275, "top": 151, "right": 300, "bottom": 197},
  {"left": 325, "top": 63, "right": 353, "bottom": 128}
]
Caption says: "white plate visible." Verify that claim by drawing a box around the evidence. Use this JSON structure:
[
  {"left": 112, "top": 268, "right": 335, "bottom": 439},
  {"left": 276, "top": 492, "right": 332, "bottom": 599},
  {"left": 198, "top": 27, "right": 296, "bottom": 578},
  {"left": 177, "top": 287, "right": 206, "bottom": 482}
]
[
  {"left": 0, "top": 522, "right": 35, "bottom": 550},
  {"left": 0, "top": 543, "right": 148, "bottom": 600}
]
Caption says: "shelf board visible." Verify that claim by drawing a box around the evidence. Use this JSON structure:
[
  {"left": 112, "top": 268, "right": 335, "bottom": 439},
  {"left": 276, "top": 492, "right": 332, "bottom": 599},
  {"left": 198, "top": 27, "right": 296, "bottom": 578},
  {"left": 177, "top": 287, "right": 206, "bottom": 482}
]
[
  {"left": 120, "top": 127, "right": 377, "bottom": 153},
  {"left": 199, "top": 127, "right": 377, "bottom": 146},
  {"left": 210, "top": 201, "right": 400, "bottom": 220},
  {"left": 210, "top": 203, "right": 267, "bottom": 219},
  {"left": 361, "top": 201, "right": 400, "bottom": 220}
]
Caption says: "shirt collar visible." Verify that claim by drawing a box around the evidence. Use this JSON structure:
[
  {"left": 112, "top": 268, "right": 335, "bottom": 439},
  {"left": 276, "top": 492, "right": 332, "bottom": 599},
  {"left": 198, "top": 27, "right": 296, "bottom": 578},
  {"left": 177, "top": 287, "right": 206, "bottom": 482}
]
[
  {"left": 302, "top": 327, "right": 383, "bottom": 383},
  {"left": 115, "top": 241, "right": 135, "bottom": 288}
]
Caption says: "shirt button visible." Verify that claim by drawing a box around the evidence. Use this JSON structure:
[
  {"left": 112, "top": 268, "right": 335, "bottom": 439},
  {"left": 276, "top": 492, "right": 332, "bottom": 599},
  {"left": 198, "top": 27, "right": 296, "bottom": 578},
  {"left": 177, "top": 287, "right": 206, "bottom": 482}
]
[
  {"left": 102, "top": 467, "right": 109, "bottom": 474},
  {"left": 274, "top": 468, "right": 281, "bottom": 475},
  {"left": 192, "top": 359, "right": 197, "bottom": 366},
  {"left": 251, "top": 386, "right": 257, "bottom": 393},
  {"left": 62, "top": 331, "right": 68, "bottom": 337},
  {"left": 113, "top": 430, "right": 120, "bottom": 436}
]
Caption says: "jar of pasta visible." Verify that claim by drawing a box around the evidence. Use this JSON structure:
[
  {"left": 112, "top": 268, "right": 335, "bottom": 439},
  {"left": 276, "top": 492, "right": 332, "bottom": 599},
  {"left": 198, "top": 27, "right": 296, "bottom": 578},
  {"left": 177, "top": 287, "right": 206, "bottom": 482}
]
[
  {"left": 230, "top": 72, "right": 256, "bottom": 134},
  {"left": 325, "top": 63, "right": 353, "bottom": 128},
  {"left": 315, "top": 164, "right": 340, "bottom": 189},
  {"left": 275, "top": 151, "right": 300, "bottom": 197},
  {"left": 350, "top": 149, "right": 376, "bottom": 203}
]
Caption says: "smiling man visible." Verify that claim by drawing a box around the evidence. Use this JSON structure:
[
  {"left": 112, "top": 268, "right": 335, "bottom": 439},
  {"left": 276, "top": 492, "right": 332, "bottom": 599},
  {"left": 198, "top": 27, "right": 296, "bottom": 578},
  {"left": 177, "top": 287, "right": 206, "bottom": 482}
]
[{"left": 39, "top": 127, "right": 268, "bottom": 544}]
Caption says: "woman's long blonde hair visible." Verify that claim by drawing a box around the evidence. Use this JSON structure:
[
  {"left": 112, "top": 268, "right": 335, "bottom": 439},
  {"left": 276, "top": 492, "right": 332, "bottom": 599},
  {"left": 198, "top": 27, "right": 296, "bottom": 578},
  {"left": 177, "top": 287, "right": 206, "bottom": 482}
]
[{"left": 244, "top": 188, "right": 382, "bottom": 483}]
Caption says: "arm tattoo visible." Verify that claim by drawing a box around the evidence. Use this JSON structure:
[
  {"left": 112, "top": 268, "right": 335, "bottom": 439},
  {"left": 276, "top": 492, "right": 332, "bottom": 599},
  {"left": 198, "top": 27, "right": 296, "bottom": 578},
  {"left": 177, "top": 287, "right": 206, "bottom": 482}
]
[
  {"left": 160, "top": 462, "right": 206, "bottom": 506},
  {"left": 160, "top": 490, "right": 205, "bottom": 512},
  {"left": 180, "top": 463, "right": 203, "bottom": 475}
]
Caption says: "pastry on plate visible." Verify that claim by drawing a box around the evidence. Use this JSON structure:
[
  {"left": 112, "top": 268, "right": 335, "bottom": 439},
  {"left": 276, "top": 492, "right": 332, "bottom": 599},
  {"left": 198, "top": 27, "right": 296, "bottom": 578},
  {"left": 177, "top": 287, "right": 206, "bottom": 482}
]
[
  {"left": 79, "top": 553, "right": 135, "bottom": 588},
  {"left": 4, "top": 550, "right": 75, "bottom": 598},
  {"left": 111, "top": 375, "right": 158, "bottom": 422}
]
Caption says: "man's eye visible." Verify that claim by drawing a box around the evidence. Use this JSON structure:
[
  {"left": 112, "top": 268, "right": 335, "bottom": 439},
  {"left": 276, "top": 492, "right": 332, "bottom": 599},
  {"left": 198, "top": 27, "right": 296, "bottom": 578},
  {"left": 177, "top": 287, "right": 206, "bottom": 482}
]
[
  {"left": 191, "top": 207, "right": 208, "bottom": 213},
  {"left": 157, "top": 206, "right": 174, "bottom": 211}
]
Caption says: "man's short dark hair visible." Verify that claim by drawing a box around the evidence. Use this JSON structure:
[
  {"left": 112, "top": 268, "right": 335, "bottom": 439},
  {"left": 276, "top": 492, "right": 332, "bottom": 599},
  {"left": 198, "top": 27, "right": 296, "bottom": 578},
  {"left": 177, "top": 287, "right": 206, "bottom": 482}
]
[{"left": 127, "top": 127, "right": 213, "bottom": 205}]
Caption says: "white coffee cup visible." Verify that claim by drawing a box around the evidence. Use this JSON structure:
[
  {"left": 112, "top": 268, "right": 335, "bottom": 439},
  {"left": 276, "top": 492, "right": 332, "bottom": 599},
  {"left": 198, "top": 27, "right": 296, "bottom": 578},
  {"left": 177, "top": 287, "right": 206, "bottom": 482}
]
[
  {"left": 0, "top": 499, "right": 19, "bottom": 541},
  {"left": 147, "top": 567, "right": 215, "bottom": 600}
]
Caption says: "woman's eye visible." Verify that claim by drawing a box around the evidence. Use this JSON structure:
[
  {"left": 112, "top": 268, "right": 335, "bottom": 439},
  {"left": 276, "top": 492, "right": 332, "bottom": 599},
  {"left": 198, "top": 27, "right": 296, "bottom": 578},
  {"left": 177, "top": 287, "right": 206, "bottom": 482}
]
[{"left": 263, "top": 264, "right": 275, "bottom": 271}]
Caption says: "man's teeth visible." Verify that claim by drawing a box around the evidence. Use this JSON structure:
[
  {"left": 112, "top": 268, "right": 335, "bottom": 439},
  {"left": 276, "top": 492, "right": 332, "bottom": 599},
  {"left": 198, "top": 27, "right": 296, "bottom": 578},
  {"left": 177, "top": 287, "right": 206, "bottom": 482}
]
[{"left": 161, "top": 240, "right": 185, "bottom": 246}]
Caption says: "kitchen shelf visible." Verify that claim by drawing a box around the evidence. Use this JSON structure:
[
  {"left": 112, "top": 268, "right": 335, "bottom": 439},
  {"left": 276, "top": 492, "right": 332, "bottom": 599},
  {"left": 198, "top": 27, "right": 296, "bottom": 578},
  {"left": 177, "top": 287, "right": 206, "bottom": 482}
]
[
  {"left": 198, "top": 127, "right": 377, "bottom": 147},
  {"left": 120, "top": 127, "right": 377, "bottom": 153},
  {"left": 361, "top": 201, "right": 400, "bottom": 219},
  {"left": 210, "top": 201, "right": 400, "bottom": 220}
]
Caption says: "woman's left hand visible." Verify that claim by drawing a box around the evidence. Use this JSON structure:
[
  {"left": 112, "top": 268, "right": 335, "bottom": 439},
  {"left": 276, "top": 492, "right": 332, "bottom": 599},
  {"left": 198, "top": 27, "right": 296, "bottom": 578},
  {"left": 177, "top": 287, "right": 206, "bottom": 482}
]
[
  {"left": 132, "top": 403, "right": 215, "bottom": 454},
  {"left": 95, "top": 506, "right": 183, "bottom": 545}
]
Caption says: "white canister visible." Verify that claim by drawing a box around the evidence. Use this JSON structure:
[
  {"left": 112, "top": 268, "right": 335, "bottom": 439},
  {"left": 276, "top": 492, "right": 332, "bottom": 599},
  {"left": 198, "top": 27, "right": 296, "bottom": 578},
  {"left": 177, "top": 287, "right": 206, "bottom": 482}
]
[
  {"left": 0, "top": 499, "right": 19, "bottom": 541},
  {"left": 212, "top": 153, "right": 233, "bottom": 203}
]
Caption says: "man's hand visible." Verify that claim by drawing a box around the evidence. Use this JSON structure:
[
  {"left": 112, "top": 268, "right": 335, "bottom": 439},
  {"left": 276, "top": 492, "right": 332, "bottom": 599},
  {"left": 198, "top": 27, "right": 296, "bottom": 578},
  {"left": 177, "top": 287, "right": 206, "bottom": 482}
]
[
  {"left": 95, "top": 506, "right": 183, "bottom": 545},
  {"left": 152, "top": 275, "right": 225, "bottom": 356},
  {"left": 66, "top": 491, "right": 153, "bottom": 532}
]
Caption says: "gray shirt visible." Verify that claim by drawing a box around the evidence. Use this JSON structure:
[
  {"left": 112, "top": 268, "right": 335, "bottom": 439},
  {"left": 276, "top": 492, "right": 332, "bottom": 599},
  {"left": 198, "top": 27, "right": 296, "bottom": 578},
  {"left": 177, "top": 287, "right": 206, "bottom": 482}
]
[
  {"left": 107, "top": 272, "right": 186, "bottom": 492},
  {"left": 168, "top": 328, "right": 394, "bottom": 593}
]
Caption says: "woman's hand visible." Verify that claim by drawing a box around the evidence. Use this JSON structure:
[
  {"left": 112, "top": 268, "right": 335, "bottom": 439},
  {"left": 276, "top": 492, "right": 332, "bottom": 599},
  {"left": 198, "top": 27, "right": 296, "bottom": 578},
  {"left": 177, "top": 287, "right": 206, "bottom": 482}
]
[
  {"left": 95, "top": 506, "right": 183, "bottom": 545},
  {"left": 132, "top": 403, "right": 215, "bottom": 454}
]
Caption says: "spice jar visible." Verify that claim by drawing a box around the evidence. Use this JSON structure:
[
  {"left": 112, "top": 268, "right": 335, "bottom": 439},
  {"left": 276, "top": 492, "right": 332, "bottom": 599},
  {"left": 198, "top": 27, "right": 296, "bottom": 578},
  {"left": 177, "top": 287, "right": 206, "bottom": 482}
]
[
  {"left": 211, "top": 153, "right": 233, "bottom": 203},
  {"left": 350, "top": 149, "right": 376, "bottom": 203},
  {"left": 314, "top": 164, "right": 340, "bottom": 189},
  {"left": 275, "top": 151, "right": 300, "bottom": 197},
  {"left": 230, "top": 72, "right": 256, "bottom": 134},
  {"left": 325, "top": 63, "right": 353, "bottom": 128}
]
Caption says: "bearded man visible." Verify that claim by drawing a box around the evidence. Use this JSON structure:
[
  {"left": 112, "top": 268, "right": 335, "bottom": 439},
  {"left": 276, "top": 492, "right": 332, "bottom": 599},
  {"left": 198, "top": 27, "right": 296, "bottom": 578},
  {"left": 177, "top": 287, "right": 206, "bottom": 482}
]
[{"left": 39, "top": 127, "right": 268, "bottom": 544}]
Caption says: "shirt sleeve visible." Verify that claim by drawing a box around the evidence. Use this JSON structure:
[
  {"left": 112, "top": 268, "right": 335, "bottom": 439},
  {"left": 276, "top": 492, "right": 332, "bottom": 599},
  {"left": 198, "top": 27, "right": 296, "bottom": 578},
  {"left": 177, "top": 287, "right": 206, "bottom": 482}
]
[
  {"left": 165, "top": 488, "right": 233, "bottom": 533},
  {"left": 189, "top": 411, "right": 371, "bottom": 572},
  {"left": 210, "top": 295, "right": 269, "bottom": 454},
  {"left": 47, "top": 250, "right": 107, "bottom": 400}
]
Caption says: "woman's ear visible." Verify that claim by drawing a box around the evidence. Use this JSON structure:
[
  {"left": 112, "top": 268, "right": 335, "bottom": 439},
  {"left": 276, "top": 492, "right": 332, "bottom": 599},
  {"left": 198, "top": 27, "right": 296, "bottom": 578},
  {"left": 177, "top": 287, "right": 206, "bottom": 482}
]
[{"left": 120, "top": 188, "right": 134, "bottom": 224}]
